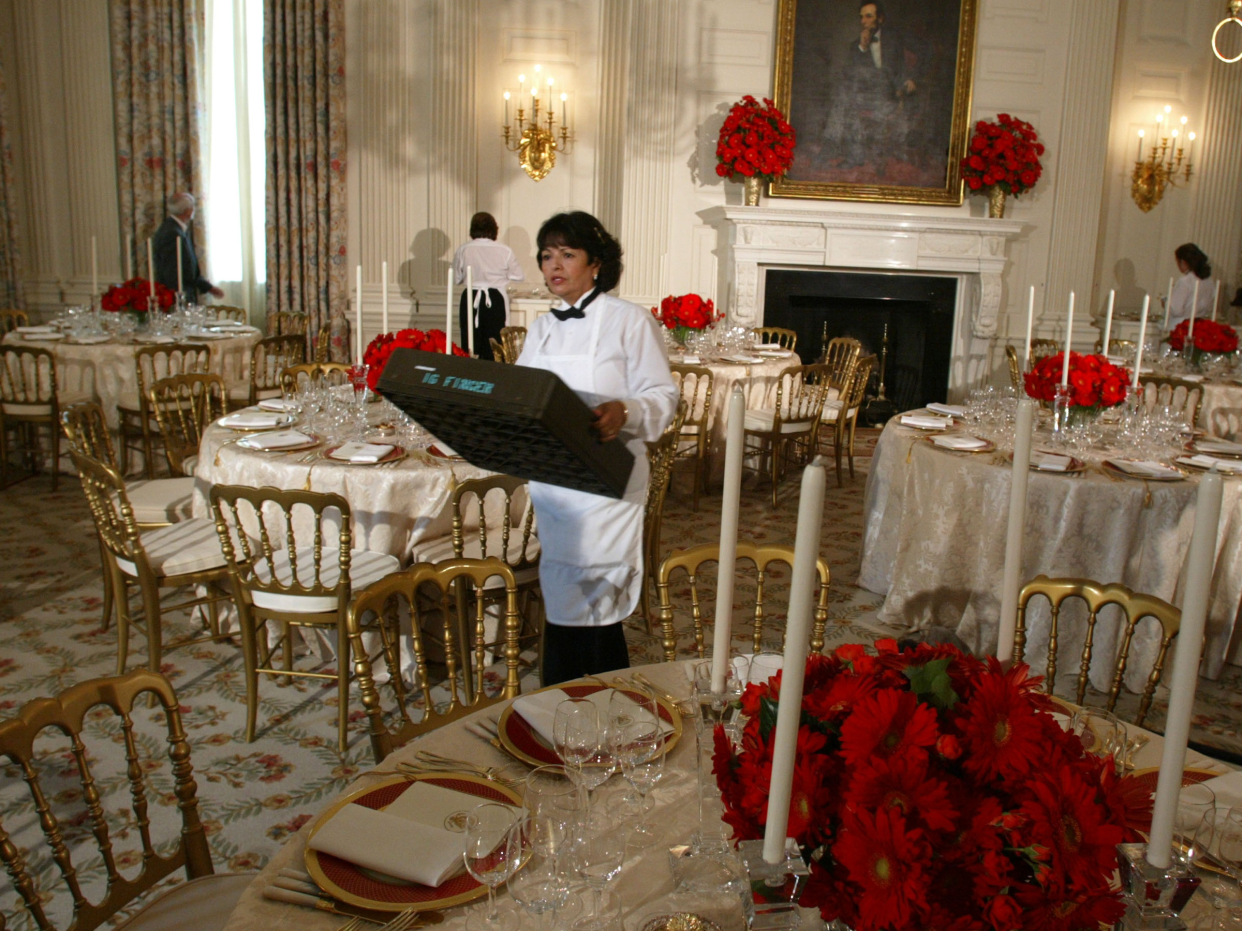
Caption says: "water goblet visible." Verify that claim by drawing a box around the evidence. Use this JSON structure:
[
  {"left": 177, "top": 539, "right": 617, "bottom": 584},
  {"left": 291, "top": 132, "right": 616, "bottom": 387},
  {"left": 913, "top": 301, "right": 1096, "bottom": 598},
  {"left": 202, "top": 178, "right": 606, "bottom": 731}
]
[
  {"left": 462, "top": 803, "right": 522, "bottom": 931},
  {"left": 1174, "top": 784, "right": 1217, "bottom": 866},
  {"left": 508, "top": 816, "right": 576, "bottom": 930},
  {"left": 748, "top": 651, "right": 784, "bottom": 688},
  {"left": 617, "top": 722, "right": 665, "bottom": 848},
  {"left": 1194, "top": 808, "right": 1242, "bottom": 909},
  {"left": 566, "top": 822, "right": 626, "bottom": 931},
  {"left": 524, "top": 764, "right": 582, "bottom": 858},
  {"left": 554, "top": 699, "right": 600, "bottom": 809}
]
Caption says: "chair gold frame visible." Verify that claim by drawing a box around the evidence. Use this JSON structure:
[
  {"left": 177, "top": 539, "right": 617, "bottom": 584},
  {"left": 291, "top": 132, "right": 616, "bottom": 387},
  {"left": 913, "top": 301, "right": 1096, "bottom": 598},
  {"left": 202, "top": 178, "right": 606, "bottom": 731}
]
[
  {"left": 1015, "top": 575, "right": 1180, "bottom": 727},
  {"left": 148, "top": 372, "right": 228, "bottom": 476},
  {"left": 655, "top": 540, "right": 832, "bottom": 662},
  {"left": 312, "top": 323, "right": 332, "bottom": 363},
  {"left": 268, "top": 310, "right": 308, "bottom": 337},
  {"left": 348, "top": 558, "right": 524, "bottom": 763},
  {"left": 1093, "top": 338, "right": 1137, "bottom": 357},
  {"left": 1, "top": 344, "right": 62, "bottom": 490},
  {"left": 279, "top": 361, "right": 352, "bottom": 398},
  {"left": 752, "top": 327, "right": 797, "bottom": 351},
  {"left": 818, "top": 354, "right": 875, "bottom": 485},
  {"left": 210, "top": 484, "right": 400, "bottom": 752},
  {"left": 821, "top": 337, "right": 862, "bottom": 391},
  {"left": 0, "top": 670, "right": 222, "bottom": 931},
  {"left": 498, "top": 326, "right": 527, "bottom": 364},
  {"left": 118, "top": 343, "right": 211, "bottom": 478},
  {"left": 209, "top": 304, "right": 247, "bottom": 324},
  {"left": 1030, "top": 338, "right": 1058, "bottom": 361},
  {"left": 0, "top": 308, "right": 29, "bottom": 334},
  {"left": 247, "top": 333, "right": 307, "bottom": 407},
  {"left": 1138, "top": 375, "right": 1203, "bottom": 426},
  {"left": 641, "top": 401, "right": 688, "bottom": 630},
  {"left": 668, "top": 364, "right": 714, "bottom": 511},
  {"left": 1005, "top": 345, "right": 1023, "bottom": 389},
  {"left": 743, "top": 363, "right": 834, "bottom": 507}
]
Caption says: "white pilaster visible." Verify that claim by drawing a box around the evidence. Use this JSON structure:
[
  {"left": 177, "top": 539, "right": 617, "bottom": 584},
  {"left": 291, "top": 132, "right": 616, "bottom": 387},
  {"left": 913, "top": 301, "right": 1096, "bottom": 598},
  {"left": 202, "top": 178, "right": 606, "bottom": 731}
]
[
  {"left": 594, "top": 0, "right": 630, "bottom": 236},
  {"left": 1191, "top": 53, "right": 1242, "bottom": 302},
  {"left": 428, "top": 0, "right": 477, "bottom": 285}
]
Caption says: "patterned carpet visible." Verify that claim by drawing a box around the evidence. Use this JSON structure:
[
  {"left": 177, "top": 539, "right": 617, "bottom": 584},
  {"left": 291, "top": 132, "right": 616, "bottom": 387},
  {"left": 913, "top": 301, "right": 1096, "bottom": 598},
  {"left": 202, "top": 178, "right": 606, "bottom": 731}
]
[{"left": 2, "top": 429, "right": 1242, "bottom": 926}]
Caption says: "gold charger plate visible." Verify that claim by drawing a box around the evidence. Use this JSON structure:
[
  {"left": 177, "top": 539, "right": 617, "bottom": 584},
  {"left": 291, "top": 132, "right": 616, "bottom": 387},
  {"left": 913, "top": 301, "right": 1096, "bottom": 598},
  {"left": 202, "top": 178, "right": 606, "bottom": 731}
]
[
  {"left": 325, "top": 444, "right": 408, "bottom": 465},
  {"left": 304, "top": 772, "right": 522, "bottom": 913},
  {"left": 640, "top": 915, "right": 724, "bottom": 931},
  {"left": 1101, "top": 460, "right": 1185, "bottom": 482},
  {"left": 1174, "top": 456, "right": 1242, "bottom": 476},
  {"left": 922, "top": 435, "right": 995, "bottom": 454},
  {"left": 1186, "top": 440, "right": 1242, "bottom": 460},
  {"left": 496, "top": 682, "right": 683, "bottom": 768}
]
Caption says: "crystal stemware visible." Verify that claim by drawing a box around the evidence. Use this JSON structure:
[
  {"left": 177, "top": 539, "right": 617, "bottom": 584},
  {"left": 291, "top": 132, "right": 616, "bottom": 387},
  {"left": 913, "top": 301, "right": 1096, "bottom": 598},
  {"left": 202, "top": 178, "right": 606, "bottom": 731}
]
[
  {"left": 553, "top": 699, "right": 600, "bottom": 809},
  {"left": 566, "top": 822, "right": 626, "bottom": 931},
  {"left": 462, "top": 803, "right": 522, "bottom": 931}
]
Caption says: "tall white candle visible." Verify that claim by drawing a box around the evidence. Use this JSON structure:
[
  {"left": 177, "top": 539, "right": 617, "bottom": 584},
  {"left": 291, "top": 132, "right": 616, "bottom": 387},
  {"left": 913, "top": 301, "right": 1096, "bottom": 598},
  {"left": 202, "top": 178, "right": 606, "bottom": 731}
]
[
  {"left": 91, "top": 236, "right": 98, "bottom": 303},
  {"left": 996, "top": 399, "right": 1035, "bottom": 665},
  {"left": 710, "top": 386, "right": 746, "bottom": 692},
  {"left": 1212, "top": 280, "right": 1221, "bottom": 322},
  {"left": 1023, "top": 285, "right": 1034, "bottom": 365},
  {"left": 1164, "top": 277, "right": 1174, "bottom": 330},
  {"left": 1188, "top": 277, "right": 1201, "bottom": 347},
  {"left": 1146, "top": 468, "right": 1223, "bottom": 870},
  {"left": 381, "top": 260, "right": 389, "bottom": 335},
  {"left": 762, "top": 458, "right": 826, "bottom": 865},
  {"left": 355, "top": 264, "right": 363, "bottom": 364},
  {"left": 445, "top": 266, "right": 454, "bottom": 354},
  {"left": 1132, "top": 294, "right": 1150, "bottom": 389},
  {"left": 146, "top": 239, "right": 155, "bottom": 310},
  {"left": 176, "top": 241, "right": 183, "bottom": 294},
  {"left": 1102, "top": 289, "right": 1115, "bottom": 356},
  {"left": 1060, "top": 292, "right": 1075, "bottom": 388},
  {"left": 466, "top": 265, "right": 475, "bottom": 356},
  {"left": 125, "top": 233, "right": 133, "bottom": 281}
]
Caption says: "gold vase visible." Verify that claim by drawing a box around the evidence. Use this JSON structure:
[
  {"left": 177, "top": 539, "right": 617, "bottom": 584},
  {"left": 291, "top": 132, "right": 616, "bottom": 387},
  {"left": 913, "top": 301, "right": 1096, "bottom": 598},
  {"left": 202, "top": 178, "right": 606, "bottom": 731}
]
[
  {"left": 987, "top": 186, "right": 1007, "bottom": 218},
  {"left": 743, "top": 175, "right": 763, "bottom": 206}
]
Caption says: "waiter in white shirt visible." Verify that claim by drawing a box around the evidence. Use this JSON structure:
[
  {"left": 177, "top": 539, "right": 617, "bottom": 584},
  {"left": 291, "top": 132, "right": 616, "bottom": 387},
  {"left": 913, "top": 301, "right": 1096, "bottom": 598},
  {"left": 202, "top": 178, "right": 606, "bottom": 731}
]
[
  {"left": 517, "top": 211, "right": 678, "bottom": 684},
  {"left": 1165, "top": 242, "right": 1216, "bottom": 329},
  {"left": 453, "top": 212, "right": 524, "bottom": 360}
]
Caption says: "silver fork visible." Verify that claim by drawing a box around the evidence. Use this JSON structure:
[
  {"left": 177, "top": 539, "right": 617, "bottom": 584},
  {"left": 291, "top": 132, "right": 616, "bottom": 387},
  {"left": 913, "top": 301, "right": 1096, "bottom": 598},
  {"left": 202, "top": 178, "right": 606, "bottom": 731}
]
[{"left": 376, "top": 907, "right": 420, "bottom": 931}]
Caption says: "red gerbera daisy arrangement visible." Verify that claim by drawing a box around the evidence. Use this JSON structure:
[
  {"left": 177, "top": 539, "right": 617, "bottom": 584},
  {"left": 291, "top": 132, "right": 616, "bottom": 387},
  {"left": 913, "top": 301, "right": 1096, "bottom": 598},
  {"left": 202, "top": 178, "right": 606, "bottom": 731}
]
[
  {"left": 100, "top": 278, "right": 176, "bottom": 313},
  {"left": 961, "top": 113, "right": 1045, "bottom": 197},
  {"left": 650, "top": 293, "right": 723, "bottom": 346},
  {"left": 1167, "top": 318, "right": 1238, "bottom": 358},
  {"left": 713, "top": 641, "right": 1148, "bottom": 931},
  {"left": 362, "top": 328, "right": 468, "bottom": 391},
  {"left": 714, "top": 96, "right": 796, "bottom": 182},
  {"left": 1023, "top": 352, "right": 1131, "bottom": 411}
]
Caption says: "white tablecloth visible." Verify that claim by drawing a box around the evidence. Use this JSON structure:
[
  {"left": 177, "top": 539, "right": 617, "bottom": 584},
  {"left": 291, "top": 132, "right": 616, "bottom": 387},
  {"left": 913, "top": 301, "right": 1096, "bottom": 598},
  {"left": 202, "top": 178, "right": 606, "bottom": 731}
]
[{"left": 859, "top": 418, "right": 1242, "bottom": 685}]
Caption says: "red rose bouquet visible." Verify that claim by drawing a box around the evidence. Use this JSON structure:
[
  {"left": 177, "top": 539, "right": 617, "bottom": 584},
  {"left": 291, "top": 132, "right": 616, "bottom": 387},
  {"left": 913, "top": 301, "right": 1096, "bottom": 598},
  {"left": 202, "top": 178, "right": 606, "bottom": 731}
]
[
  {"left": 1024, "top": 352, "right": 1130, "bottom": 410},
  {"left": 715, "top": 96, "right": 796, "bottom": 182},
  {"left": 961, "top": 114, "right": 1045, "bottom": 197},
  {"left": 1167, "top": 318, "right": 1238, "bottom": 356},
  {"left": 100, "top": 278, "right": 176, "bottom": 313},
  {"left": 651, "top": 293, "right": 722, "bottom": 346},
  {"left": 362, "top": 328, "right": 468, "bottom": 391},
  {"left": 714, "top": 641, "right": 1149, "bottom": 931}
]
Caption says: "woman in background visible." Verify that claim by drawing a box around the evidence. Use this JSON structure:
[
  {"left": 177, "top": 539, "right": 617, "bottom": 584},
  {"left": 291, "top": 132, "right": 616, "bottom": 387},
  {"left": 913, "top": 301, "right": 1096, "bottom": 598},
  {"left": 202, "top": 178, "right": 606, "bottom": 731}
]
[
  {"left": 453, "top": 212, "right": 524, "bottom": 359},
  {"left": 1166, "top": 243, "right": 1216, "bottom": 329}
]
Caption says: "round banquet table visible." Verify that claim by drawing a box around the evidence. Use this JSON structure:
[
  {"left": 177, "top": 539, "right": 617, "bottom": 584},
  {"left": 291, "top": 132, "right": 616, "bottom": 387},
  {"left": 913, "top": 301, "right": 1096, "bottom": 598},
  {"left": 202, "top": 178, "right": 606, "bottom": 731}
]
[
  {"left": 2, "top": 329, "right": 262, "bottom": 430},
  {"left": 666, "top": 349, "right": 797, "bottom": 484},
  {"left": 858, "top": 416, "right": 1242, "bottom": 686},
  {"left": 214, "top": 660, "right": 1230, "bottom": 931}
]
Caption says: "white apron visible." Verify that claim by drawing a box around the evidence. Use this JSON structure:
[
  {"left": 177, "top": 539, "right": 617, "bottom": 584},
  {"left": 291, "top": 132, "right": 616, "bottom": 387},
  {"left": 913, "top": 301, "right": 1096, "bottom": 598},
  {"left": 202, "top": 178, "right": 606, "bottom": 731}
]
[{"left": 524, "top": 308, "right": 649, "bottom": 627}]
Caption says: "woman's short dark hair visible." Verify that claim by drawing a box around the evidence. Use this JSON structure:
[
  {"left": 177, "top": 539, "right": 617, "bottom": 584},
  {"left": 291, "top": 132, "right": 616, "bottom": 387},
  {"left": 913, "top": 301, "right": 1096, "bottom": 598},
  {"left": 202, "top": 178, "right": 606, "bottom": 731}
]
[
  {"left": 469, "top": 212, "right": 498, "bottom": 240},
  {"left": 536, "top": 211, "right": 624, "bottom": 293},
  {"left": 1175, "top": 243, "right": 1212, "bottom": 279}
]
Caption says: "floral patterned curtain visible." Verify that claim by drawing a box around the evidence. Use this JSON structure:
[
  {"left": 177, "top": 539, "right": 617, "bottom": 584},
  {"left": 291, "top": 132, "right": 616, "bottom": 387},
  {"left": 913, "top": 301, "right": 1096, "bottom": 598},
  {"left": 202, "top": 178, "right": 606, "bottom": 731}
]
[
  {"left": 265, "top": 0, "right": 348, "bottom": 361},
  {"left": 0, "top": 51, "right": 22, "bottom": 309},
  {"left": 109, "top": 0, "right": 207, "bottom": 282}
]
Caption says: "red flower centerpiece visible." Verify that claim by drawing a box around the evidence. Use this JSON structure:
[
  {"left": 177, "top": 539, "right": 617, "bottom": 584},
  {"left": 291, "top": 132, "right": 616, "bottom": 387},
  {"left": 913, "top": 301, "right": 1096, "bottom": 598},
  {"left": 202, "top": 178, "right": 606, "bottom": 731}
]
[
  {"left": 715, "top": 96, "right": 796, "bottom": 204},
  {"left": 1167, "top": 318, "right": 1238, "bottom": 362},
  {"left": 362, "top": 328, "right": 468, "bottom": 391},
  {"left": 651, "top": 293, "right": 723, "bottom": 347},
  {"left": 714, "top": 641, "right": 1149, "bottom": 931},
  {"left": 961, "top": 114, "right": 1045, "bottom": 218},
  {"left": 1023, "top": 352, "right": 1130, "bottom": 424},
  {"left": 100, "top": 278, "right": 176, "bottom": 313}
]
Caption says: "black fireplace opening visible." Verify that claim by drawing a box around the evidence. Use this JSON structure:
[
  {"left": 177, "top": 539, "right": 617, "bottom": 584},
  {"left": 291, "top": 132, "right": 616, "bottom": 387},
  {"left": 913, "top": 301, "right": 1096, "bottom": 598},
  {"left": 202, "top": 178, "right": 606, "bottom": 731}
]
[{"left": 763, "top": 269, "right": 957, "bottom": 412}]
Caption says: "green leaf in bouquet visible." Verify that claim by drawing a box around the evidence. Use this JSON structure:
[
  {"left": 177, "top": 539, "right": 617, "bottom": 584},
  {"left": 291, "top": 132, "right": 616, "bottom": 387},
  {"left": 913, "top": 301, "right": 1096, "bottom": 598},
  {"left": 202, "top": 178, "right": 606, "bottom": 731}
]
[{"left": 903, "top": 658, "right": 959, "bottom": 709}]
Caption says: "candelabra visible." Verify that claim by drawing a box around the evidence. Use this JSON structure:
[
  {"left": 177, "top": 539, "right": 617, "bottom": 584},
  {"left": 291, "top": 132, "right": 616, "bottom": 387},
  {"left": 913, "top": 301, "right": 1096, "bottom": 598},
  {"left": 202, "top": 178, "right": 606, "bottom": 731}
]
[
  {"left": 502, "top": 66, "right": 571, "bottom": 182},
  {"left": 1130, "top": 107, "right": 1196, "bottom": 212}
]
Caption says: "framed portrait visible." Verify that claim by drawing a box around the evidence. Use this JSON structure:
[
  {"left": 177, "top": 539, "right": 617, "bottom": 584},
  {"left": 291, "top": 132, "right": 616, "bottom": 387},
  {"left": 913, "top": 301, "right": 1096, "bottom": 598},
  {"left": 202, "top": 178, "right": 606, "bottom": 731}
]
[{"left": 769, "top": 0, "right": 978, "bottom": 205}]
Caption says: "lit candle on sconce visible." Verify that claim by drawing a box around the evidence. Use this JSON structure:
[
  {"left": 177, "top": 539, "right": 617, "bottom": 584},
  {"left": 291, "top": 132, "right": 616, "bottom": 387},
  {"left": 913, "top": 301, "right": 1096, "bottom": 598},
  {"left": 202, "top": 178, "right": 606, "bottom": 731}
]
[
  {"left": 1188, "top": 131, "right": 1196, "bottom": 162},
  {"left": 1137, "top": 129, "right": 1145, "bottom": 160},
  {"left": 503, "top": 91, "right": 510, "bottom": 126},
  {"left": 560, "top": 92, "right": 567, "bottom": 126}
]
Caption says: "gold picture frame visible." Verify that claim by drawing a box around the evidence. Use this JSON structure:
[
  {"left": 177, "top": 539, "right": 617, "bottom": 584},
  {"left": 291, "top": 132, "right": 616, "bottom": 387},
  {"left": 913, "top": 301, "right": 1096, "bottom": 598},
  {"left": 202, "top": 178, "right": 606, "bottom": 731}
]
[{"left": 769, "top": 0, "right": 979, "bottom": 205}]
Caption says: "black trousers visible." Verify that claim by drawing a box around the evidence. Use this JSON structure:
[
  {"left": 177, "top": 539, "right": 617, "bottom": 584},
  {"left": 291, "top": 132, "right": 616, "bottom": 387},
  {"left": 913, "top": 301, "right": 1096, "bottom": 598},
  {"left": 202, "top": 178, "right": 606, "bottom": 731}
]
[
  {"left": 541, "top": 622, "right": 630, "bottom": 687},
  {"left": 458, "top": 288, "right": 506, "bottom": 360}
]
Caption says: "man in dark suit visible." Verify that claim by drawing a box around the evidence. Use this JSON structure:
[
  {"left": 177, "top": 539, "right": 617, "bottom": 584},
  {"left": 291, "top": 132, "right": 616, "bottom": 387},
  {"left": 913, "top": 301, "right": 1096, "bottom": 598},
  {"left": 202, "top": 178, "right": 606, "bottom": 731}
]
[
  {"left": 836, "top": 1, "right": 918, "bottom": 166},
  {"left": 151, "top": 193, "right": 224, "bottom": 301}
]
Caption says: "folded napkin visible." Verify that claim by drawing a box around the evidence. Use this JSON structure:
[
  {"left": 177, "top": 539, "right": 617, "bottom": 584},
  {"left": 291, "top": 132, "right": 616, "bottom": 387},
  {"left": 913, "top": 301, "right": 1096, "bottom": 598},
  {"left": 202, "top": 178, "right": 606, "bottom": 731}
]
[
  {"left": 258, "top": 398, "right": 300, "bottom": 413},
  {"left": 141, "top": 335, "right": 177, "bottom": 344},
  {"left": 384, "top": 780, "right": 519, "bottom": 826},
  {"left": 926, "top": 402, "right": 965, "bottom": 418},
  {"left": 1032, "top": 452, "right": 1072, "bottom": 472},
  {"left": 681, "top": 354, "right": 701, "bottom": 364},
  {"left": 68, "top": 335, "right": 109, "bottom": 344},
  {"left": 221, "top": 411, "right": 290, "bottom": 429},
  {"left": 25, "top": 332, "right": 64, "bottom": 340},
  {"left": 432, "top": 441, "right": 460, "bottom": 458},
  {"left": 208, "top": 319, "right": 248, "bottom": 327},
  {"left": 240, "top": 430, "right": 313, "bottom": 450},
  {"left": 1181, "top": 454, "right": 1242, "bottom": 475},
  {"left": 1106, "top": 356, "right": 1127, "bottom": 367},
  {"left": 900, "top": 414, "right": 951, "bottom": 430},
  {"left": 309, "top": 801, "right": 467, "bottom": 887},
  {"left": 1195, "top": 438, "right": 1242, "bottom": 455},
  {"left": 1181, "top": 374, "right": 1205, "bottom": 383},
  {"left": 756, "top": 349, "right": 792, "bottom": 357},
  {"left": 930, "top": 434, "right": 988, "bottom": 450},
  {"left": 15, "top": 325, "right": 56, "bottom": 333},
  {"left": 512, "top": 688, "right": 672, "bottom": 747},
  {"left": 1109, "top": 459, "right": 1181, "bottom": 478},
  {"left": 721, "top": 354, "right": 762, "bottom": 364},
  {"left": 1199, "top": 771, "right": 1242, "bottom": 812},
  {"left": 331, "top": 441, "right": 393, "bottom": 463}
]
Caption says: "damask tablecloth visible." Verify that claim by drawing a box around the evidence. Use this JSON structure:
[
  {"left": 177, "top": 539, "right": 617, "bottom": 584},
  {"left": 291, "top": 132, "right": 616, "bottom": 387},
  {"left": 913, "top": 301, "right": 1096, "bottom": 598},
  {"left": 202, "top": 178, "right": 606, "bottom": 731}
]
[{"left": 859, "top": 419, "right": 1242, "bottom": 687}]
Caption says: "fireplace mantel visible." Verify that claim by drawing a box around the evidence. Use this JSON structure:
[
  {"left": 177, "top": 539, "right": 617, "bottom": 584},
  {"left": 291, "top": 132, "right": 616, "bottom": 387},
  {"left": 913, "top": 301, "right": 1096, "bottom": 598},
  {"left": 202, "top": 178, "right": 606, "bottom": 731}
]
[{"left": 700, "top": 206, "right": 1025, "bottom": 339}]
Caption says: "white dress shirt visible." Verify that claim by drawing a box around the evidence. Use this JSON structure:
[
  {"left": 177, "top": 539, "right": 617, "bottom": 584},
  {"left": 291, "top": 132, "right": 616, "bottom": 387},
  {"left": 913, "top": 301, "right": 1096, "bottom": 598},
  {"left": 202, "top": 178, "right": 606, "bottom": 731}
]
[
  {"left": 861, "top": 30, "right": 883, "bottom": 68},
  {"left": 452, "top": 238, "right": 524, "bottom": 291},
  {"left": 1169, "top": 271, "right": 1216, "bottom": 328}
]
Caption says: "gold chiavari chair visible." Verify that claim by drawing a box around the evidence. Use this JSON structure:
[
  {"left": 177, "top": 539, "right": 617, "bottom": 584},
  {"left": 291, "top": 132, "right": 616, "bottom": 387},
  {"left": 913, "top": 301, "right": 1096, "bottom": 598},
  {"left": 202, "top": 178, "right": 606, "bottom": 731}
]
[
  {"left": 0, "top": 670, "right": 254, "bottom": 931},
  {"left": 1209, "top": 406, "right": 1242, "bottom": 442},
  {"left": 752, "top": 326, "right": 797, "bottom": 351},
  {"left": 499, "top": 326, "right": 527, "bottom": 364},
  {"left": 210, "top": 485, "right": 401, "bottom": 751},
  {"left": 70, "top": 450, "right": 231, "bottom": 676},
  {"left": 1139, "top": 375, "right": 1203, "bottom": 427},
  {"left": 668, "top": 364, "right": 714, "bottom": 511},
  {"left": 312, "top": 323, "right": 332, "bottom": 362},
  {"left": 489, "top": 337, "right": 506, "bottom": 361},
  {"left": 240, "top": 333, "right": 307, "bottom": 407},
  {"left": 268, "top": 310, "right": 308, "bottom": 337},
  {"left": 118, "top": 343, "right": 211, "bottom": 479},
  {"left": 1093, "top": 338, "right": 1137, "bottom": 357},
  {"left": 348, "top": 558, "right": 525, "bottom": 764},
  {"left": 743, "top": 363, "right": 834, "bottom": 506},
  {"left": 818, "top": 354, "right": 875, "bottom": 485},
  {"left": 641, "top": 401, "right": 687, "bottom": 631},
  {"left": 209, "top": 304, "right": 247, "bottom": 324},
  {"left": 655, "top": 540, "right": 832, "bottom": 662},
  {"left": 148, "top": 373, "right": 228, "bottom": 477},
  {"left": 1030, "top": 338, "right": 1058, "bottom": 361},
  {"left": 821, "top": 336, "right": 862, "bottom": 392},
  {"left": 0, "top": 308, "right": 29, "bottom": 334},
  {"left": 1, "top": 344, "right": 67, "bottom": 490},
  {"left": 1005, "top": 345, "right": 1023, "bottom": 389},
  {"left": 1015, "top": 575, "right": 1180, "bottom": 727},
  {"left": 279, "top": 361, "right": 352, "bottom": 398}
]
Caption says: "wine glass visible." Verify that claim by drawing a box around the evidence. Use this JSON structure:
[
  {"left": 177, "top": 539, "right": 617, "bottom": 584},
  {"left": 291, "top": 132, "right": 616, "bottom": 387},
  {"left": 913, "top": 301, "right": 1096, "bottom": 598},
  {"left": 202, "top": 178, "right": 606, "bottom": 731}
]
[
  {"left": 1174, "top": 784, "right": 1217, "bottom": 866},
  {"left": 508, "top": 816, "right": 574, "bottom": 930},
  {"left": 616, "top": 720, "right": 665, "bottom": 848},
  {"left": 554, "top": 699, "right": 600, "bottom": 808},
  {"left": 524, "top": 763, "right": 581, "bottom": 854},
  {"left": 462, "top": 803, "right": 522, "bottom": 931},
  {"left": 748, "top": 651, "right": 784, "bottom": 688},
  {"left": 567, "top": 822, "right": 626, "bottom": 931}
]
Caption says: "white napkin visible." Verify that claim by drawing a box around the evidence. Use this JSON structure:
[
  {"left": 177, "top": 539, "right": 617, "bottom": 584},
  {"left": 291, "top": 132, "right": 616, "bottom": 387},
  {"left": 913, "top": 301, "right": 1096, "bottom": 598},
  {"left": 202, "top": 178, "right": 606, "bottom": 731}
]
[
  {"left": 385, "top": 781, "right": 518, "bottom": 825},
  {"left": 511, "top": 688, "right": 672, "bottom": 747},
  {"left": 681, "top": 354, "right": 701, "bottom": 364},
  {"left": 900, "top": 414, "right": 951, "bottom": 430},
  {"left": 1033, "top": 452, "right": 1072, "bottom": 472},
  {"left": 141, "top": 335, "right": 177, "bottom": 344},
  {"left": 240, "top": 430, "right": 313, "bottom": 450},
  {"left": 331, "top": 441, "right": 393, "bottom": 463},
  {"left": 25, "top": 332, "right": 65, "bottom": 340},
  {"left": 258, "top": 398, "right": 300, "bottom": 413},
  {"left": 1181, "top": 454, "right": 1242, "bottom": 475},
  {"left": 207, "top": 319, "right": 248, "bottom": 327},
  {"left": 1200, "top": 771, "right": 1242, "bottom": 812},
  {"left": 721, "top": 354, "right": 762, "bottom": 364},
  {"left": 432, "top": 441, "right": 460, "bottom": 458},
  {"left": 926, "top": 402, "right": 965, "bottom": 418},
  {"left": 308, "top": 802, "right": 467, "bottom": 887},
  {"left": 756, "top": 349, "right": 791, "bottom": 357},
  {"left": 15, "top": 325, "right": 56, "bottom": 333},
  {"left": 1195, "top": 438, "right": 1242, "bottom": 455},
  {"left": 221, "top": 411, "right": 290, "bottom": 429},
  {"left": 1109, "top": 459, "right": 1181, "bottom": 478},
  {"left": 1181, "top": 374, "right": 1205, "bottom": 383},
  {"left": 930, "top": 434, "right": 988, "bottom": 450},
  {"left": 68, "top": 335, "right": 109, "bottom": 344},
  {"left": 1106, "top": 356, "right": 1127, "bottom": 367}
]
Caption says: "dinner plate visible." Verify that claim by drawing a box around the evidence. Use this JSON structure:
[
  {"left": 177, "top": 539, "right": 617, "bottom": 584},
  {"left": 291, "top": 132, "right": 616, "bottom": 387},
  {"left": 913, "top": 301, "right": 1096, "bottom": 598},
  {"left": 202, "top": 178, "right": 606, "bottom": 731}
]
[
  {"left": 496, "top": 682, "right": 683, "bottom": 767},
  {"left": 24, "top": 332, "right": 65, "bottom": 341},
  {"left": 1101, "top": 459, "right": 1185, "bottom": 482},
  {"left": 923, "top": 435, "right": 995, "bottom": 454},
  {"left": 325, "top": 443, "right": 407, "bottom": 465},
  {"left": 1174, "top": 456, "right": 1242, "bottom": 476},
  {"left": 1187, "top": 440, "right": 1242, "bottom": 460},
  {"left": 1006, "top": 450, "right": 1087, "bottom": 473},
  {"left": 305, "top": 773, "right": 521, "bottom": 913},
  {"left": 236, "top": 431, "right": 320, "bottom": 453},
  {"left": 217, "top": 412, "right": 297, "bottom": 432}
]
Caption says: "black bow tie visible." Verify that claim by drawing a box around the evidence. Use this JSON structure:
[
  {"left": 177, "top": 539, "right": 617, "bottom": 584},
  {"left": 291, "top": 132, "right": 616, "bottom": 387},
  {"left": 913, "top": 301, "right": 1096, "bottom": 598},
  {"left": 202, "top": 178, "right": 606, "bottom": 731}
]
[{"left": 549, "top": 288, "right": 600, "bottom": 321}]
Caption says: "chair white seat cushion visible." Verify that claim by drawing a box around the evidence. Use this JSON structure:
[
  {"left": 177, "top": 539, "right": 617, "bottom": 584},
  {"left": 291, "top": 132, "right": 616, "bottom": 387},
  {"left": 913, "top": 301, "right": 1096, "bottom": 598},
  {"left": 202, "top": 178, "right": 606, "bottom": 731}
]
[
  {"left": 3, "top": 391, "right": 91, "bottom": 417},
  {"left": 180, "top": 454, "right": 199, "bottom": 476},
  {"left": 410, "top": 533, "right": 541, "bottom": 589},
  {"left": 118, "top": 477, "right": 196, "bottom": 524},
  {"left": 820, "top": 401, "right": 859, "bottom": 424},
  {"left": 250, "top": 547, "right": 400, "bottom": 613},
  {"left": 744, "top": 409, "right": 813, "bottom": 434},
  {"left": 115, "top": 519, "right": 227, "bottom": 578},
  {"left": 113, "top": 872, "right": 256, "bottom": 931}
]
